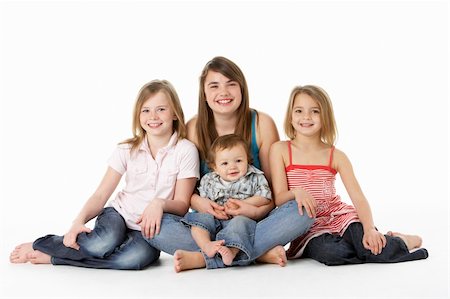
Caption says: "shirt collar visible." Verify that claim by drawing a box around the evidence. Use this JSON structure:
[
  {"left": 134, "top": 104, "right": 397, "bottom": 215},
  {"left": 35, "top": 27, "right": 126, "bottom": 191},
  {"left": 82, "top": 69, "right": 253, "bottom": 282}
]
[{"left": 139, "top": 132, "right": 179, "bottom": 154}]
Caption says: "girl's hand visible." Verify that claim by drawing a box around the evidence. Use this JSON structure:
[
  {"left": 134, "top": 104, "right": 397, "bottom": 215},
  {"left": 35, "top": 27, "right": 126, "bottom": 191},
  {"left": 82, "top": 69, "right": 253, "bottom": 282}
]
[
  {"left": 137, "top": 199, "right": 164, "bottom": 239},
  {"left": 195, "top": 196, "right": 228, "bottom": 220},
  {"left": 63, "top": 223, "right": 92, "bottom": 250},
  {"left": 362, "top": 228, "right": 387, "bottom": 255},
  {"left": 293, "top": 188, "right": 317, "bottom": 218}
]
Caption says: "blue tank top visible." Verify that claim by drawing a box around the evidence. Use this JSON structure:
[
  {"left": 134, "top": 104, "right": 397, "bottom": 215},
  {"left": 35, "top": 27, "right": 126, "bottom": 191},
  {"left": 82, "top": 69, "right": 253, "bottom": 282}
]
[{"left": 200, "top": 109, "right": 261, "bottom": 177}]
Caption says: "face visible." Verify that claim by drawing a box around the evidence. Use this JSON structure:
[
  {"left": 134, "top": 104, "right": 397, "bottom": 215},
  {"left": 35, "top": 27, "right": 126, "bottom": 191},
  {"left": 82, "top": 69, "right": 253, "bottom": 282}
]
[
  {"left": 291, "top": 93, "right": 322, "bottom": 138},
  {"left": 139, "top": 91, "right": 177, "bottom": 138},
  {"left": 213, "top": 144, "right": 248, "bottom": 182},
  {"left": 204, "top": 70, "right": 242, "bottom": 115}
]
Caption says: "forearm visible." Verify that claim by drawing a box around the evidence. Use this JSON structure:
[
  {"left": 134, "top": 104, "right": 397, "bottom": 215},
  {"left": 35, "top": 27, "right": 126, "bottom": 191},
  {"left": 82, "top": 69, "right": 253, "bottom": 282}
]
[
  {"left": 274, "top": 190, "right": 295, "bottom": 207},
  {"left": 73, "top": 194, "right": 107, "bottom": 224},
  {"left": 243, "top": 196, "right": 271, "bottom": 207},
  {"left": 353, "top": 199, "right": 376, "bottom": 232},
  {"left": 161, "top": 199, "right": 190, "bottom": 216}
]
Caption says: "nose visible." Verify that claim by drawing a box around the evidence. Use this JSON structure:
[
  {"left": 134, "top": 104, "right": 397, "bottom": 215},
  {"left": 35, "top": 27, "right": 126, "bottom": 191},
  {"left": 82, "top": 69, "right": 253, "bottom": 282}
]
[
  {"left": 149, "top": 109, "right": 158, "bottom": 119},
  {"left": 218, "top": 84, "right": 229, "bottom": 96}
]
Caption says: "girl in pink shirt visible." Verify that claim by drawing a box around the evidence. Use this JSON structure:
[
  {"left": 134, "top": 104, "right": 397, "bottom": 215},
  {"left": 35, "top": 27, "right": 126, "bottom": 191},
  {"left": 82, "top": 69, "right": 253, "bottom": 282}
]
[{"left": 10, "top": 80, "right": 200, "bottom": 269}]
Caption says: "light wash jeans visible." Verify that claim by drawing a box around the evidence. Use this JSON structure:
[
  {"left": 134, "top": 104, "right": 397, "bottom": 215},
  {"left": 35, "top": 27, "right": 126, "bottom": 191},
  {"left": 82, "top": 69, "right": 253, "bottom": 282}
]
[
  {"left": 146, "top": 200, "right": 314, "bottom": 269},
  {"left": 181, "top": 213, "right": 256, "bottom": 266},
  {"left": 33, "top": 207, "right": 160, "bottom": 270}
]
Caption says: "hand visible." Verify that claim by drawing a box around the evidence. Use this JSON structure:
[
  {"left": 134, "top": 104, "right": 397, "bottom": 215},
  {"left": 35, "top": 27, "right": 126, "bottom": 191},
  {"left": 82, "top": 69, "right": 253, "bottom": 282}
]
[
  {"left": 63, "top": 222, "right": 92, "bottom": 250},
  {"left": 137, "top": 198, "right": 164, "bottom": 239},
  {"left": 293, "top": 188, "right": 317, "bottom": 218},
  {"left": 224, "top": 199, "right": 258, "bottom": 219},
  {"left": 362, "top": 227, "right": 387, "bottom": 255},
  {"left": 195, "top": 196, "right": 228, "bottom": 220}
]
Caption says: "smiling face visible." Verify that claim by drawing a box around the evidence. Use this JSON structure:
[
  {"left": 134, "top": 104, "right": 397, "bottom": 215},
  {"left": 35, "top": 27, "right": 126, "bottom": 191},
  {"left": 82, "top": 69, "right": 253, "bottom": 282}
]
[
  {"left": 212, "top": 144, "right": 248, "bottom": 182},
  {"left": 139, "top": 91, "right": 177, "bottom": 139},
  {"left": 291, "top": 93, "right": 322, "bottom": 138},
  {"left": 203, "top": 70, "right": 242, "bottom": 116}
]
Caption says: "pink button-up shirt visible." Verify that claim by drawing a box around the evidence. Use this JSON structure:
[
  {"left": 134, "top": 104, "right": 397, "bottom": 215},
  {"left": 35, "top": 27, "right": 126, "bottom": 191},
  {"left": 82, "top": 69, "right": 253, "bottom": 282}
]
[{"left": 107, "top": 133, "right": 199, "bottom": 230}]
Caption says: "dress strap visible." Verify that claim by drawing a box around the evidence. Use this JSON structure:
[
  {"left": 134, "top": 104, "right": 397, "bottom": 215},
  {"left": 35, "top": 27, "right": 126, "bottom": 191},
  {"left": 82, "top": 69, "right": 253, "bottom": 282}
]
[
  {"left": 287, "top": 141, "right": 293, "bottom": 166},
  {"left": 328, "top": 146, "right": 335, "bottom": 168}
]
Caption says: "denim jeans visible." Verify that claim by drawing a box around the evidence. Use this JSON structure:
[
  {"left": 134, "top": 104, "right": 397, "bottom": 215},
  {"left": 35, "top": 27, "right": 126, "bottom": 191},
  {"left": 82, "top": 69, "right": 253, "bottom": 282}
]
[
  {"left": 181, "top": 213, "right": 256, "bottom": 266},
  {"left": 146, "top": 200, "right": 314, "bottom": 269},
  {"left": 33, "top": 207, "right": 160, "bottom": 270},
  {"left": 302, "top": 222, "right": 429, "bottom": 265}
]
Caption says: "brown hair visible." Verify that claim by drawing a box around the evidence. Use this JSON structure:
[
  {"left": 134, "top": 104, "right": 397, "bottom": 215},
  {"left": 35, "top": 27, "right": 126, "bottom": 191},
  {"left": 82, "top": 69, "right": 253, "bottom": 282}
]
[
  {"left": 121, "top": 79, "right": 186, "bottom": 154},
  {"left": 206, "top": 134, "right": 252, "bottom": 169},
  {"left": 195, "top": 56, "right": 253, "bottom": 161}
]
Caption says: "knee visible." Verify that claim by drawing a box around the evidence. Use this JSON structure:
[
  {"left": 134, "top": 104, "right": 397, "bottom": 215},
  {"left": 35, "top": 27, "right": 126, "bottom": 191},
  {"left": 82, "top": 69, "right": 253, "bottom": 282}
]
[
  {"left": 228, "top": 216, "right": 255, "bottom": 229},
  {"left": 78, "top": 233, "right": 124, "bottom": 258},
  {"left": 114, "top": 247, "right": 160, "bottom": 270}
]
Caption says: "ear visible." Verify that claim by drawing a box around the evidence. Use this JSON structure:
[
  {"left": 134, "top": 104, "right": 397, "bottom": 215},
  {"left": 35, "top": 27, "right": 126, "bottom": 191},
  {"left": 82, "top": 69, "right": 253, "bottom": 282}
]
[{"left": 173, "top": 114, "right": 177, "bottom": 121}]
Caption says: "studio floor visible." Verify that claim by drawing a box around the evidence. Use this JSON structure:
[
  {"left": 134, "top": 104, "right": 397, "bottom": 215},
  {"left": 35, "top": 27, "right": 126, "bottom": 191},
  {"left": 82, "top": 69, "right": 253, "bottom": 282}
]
[{"left": 1, "top": 239, "right": 447, "bottom": 299}]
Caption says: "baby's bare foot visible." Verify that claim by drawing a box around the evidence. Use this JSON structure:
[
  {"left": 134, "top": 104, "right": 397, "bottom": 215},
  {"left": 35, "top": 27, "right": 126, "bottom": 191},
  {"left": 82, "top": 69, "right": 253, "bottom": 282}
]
[
  {"left": 27, "top": 250, "right": 51, "bottom": 264},
  {"left": 173, "top": 250, "right": 206, "bottom": 273},
  {"left": 218, "top": 246, "right": 238, "bottom": 266},
  {"left": 257, "top": 245, "right": 287, "bottom": 267},
  {"left": 9, "top": 242, "right": 34, "bottom": 263},
  {"left": 201, "top": 240, "right": 225, "bottom": 258},
  {"left": 387, "top": 231, "right": 423, "bottom": 251}
]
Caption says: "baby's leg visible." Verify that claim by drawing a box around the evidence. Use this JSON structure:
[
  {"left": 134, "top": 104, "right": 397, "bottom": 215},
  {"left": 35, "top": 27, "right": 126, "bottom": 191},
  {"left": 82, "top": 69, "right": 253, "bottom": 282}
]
[
  {"left": 217, "top": 246, "right": 239, "bottom": 266},
  {"left": 256, "top": 245, "right": 287, "bottom": 267},
  {"left": 191, "top": 226, "right": 224, "bottom": 258},
  {"left": 9, "top": 242, "right": 34, "bottom": 263},
  {"left": 387, "top": 231, "right": 422, "bottom": 251},
  {"left": 173, "top": 250, "right": 206, "bottom": 272}
]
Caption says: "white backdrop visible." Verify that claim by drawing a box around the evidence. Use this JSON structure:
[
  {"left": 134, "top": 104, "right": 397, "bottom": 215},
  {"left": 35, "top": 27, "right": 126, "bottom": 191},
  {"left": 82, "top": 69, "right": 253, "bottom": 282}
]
[{"left": 0, "top": 1, "right": 448, "bottom": 298}]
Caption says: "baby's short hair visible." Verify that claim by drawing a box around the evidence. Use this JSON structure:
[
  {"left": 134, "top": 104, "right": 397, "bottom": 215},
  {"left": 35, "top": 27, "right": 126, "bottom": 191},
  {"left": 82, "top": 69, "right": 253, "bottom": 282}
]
[{"left": 207, "top": 134, "right": 253, "bottom": 169}]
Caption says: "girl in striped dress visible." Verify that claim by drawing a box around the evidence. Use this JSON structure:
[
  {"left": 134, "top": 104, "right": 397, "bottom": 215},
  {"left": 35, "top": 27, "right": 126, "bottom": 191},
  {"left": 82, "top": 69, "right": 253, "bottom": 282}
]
[{"left": 269, "top": 85, "right": 428, "bottom": 265}]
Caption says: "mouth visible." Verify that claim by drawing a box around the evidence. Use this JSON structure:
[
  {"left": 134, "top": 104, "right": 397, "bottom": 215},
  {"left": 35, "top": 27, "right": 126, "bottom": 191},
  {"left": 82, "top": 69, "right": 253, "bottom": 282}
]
[
  {"left": 216, "top": 98, "right": 233, "bottom": 105},
  {"left": 228, "top": 171, "right": 240, "bottom": 176},
  {"left": 300, "top": 123, "right": 314, "bottom": 127},
  {"left": 147, "top": 122, "right": 162, "bottom": 128}
]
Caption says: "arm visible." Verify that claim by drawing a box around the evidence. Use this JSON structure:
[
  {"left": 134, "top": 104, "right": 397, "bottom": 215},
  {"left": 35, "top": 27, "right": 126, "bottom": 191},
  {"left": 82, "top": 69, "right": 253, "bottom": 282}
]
[
  {"left": 255, "top": 112, "right": 280, "bottom": 184},
  {"left": 225, "top": 198, "right": 274, "bottom": 221},
  {"left": 269, "top": 142, "right": 316, "bottom": 218},
  {"left": 335, "top": 149, "right": 387, "bottom": 254},
  {"left": 242, "top": 195, "right": 270, "bottom": 207},
  {"left": 64, "top": 167, "right": 122, "bottom": 249},
  {"left": 139, "top": 177, "right": 197, "bottom": 239}
]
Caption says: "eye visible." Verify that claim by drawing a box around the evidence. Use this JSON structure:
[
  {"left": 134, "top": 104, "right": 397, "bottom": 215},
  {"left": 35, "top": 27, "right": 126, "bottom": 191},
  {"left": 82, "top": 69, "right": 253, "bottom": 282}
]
[
  {"left": 312, "top": 109, "right": 320, "bottom": 114},
  {"left": 294, "top": 109, "right": 302, "bottom": 113},
  {"left": 209, "top": 84, "right": 218, "bottom": 89},
  {"left": 156, "top": 107, "right": 166, "bottom": 112},
  {"left": 141, "top": 109, "right": 149, "bottom": 113},
  {"left": 220, "top": 162, "right": 228, "bottom": 166},
  {"left": 228, "top": 82, "right": 238, "bottom": 87},
  {"left": 236, "top": 159, "right": 243, "bottom": 163}
]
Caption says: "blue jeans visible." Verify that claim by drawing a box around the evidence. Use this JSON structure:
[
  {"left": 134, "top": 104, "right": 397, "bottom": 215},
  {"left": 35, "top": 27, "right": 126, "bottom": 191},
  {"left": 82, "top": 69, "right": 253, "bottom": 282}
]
[
  {"left": 146, "top": 200, "right": 314, "bottom": 269},
  {"left": 33, "top": 207, "right": 160, "bottom": 270},
  {"left": 181, "top": 213, "right": 256, "bottom": 266},
  {"left": 302, "top": 222, "right": 429, "bottom": 265}
]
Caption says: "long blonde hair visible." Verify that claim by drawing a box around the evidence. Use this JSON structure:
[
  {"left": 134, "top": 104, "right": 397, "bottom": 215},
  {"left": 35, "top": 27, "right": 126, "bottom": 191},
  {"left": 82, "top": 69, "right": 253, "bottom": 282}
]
[
  {"left": 121, "top": 79, "right": 186, "bottom": 154},
  {"left": 284, "top": 85, "right": 337, "bottom": 146},
  {"left": 195, "top": 56, "right": 253, "bottom": 161}
]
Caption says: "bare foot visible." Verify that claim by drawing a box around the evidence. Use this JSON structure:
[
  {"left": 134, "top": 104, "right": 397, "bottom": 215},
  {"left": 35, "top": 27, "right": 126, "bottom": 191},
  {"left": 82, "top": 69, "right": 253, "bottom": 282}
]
[
  {"left": 173, "top": 250, "right": 206, "bottom": 273},
  {"left": 387, "top": 231, "right": 423, "bottom": 251},
  {"left": 27, "top": 250, "right": 51, "bottom": 264},
  {"left": 200, "top": 240, "right": 225, "bottom": 258},
  {"left": 217, "top": 246, "right": 238, "bottom": 266},
  {"left": 256, "top": 245, "right": 287, "bottom": 267},
  {"left": 10, "top": 242, "right": 34, "bottom": 263}
]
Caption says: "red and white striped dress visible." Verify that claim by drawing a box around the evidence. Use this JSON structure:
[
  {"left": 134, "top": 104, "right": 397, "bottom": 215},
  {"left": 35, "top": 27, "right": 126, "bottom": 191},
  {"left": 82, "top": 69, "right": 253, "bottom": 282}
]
[{"left": 285, "top": 141, "right": 360, "bottom": 259}]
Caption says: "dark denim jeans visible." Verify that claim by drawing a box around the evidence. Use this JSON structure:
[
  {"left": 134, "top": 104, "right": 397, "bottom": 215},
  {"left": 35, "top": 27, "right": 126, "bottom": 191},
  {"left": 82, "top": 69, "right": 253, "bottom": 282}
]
[
  {"left": 302, "top": 222, "right": 429, "bottom": 265},
  {"left": 33, "top": 207, "right": 160, "bottom": 270}
]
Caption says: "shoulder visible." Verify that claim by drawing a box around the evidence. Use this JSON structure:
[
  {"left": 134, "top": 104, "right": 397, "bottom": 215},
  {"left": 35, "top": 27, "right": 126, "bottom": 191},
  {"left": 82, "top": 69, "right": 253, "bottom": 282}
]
[
  {"left": 186, "top": 116, "right": 199, "bottom": 146},
  {"left": 254, "top": 110, "right": 276, "bottom": 127},
  {"left": 175, "top": 138, "right": 198, "bottom": 154},
  {"left": 270, "top": 140, "right": 289, "bottom": 153},
  {"left": 332, "top": 147, "right": 352, "bottom": 169}
]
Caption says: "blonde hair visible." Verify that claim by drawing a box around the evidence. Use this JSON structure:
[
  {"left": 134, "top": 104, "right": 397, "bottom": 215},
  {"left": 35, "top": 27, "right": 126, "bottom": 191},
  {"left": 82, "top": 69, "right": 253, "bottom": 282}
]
[
  {"left": 284, "top": 85, "right": 337, "bottom": 146},
  {"left": 195, "top": 56, "right": 253, "bottom": 161},
  {"left": 121, "top": 79, "right": 186, "bottom": 154},
  {"left": 206, "top": 134, "right": 253, "bottom": 169}
]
